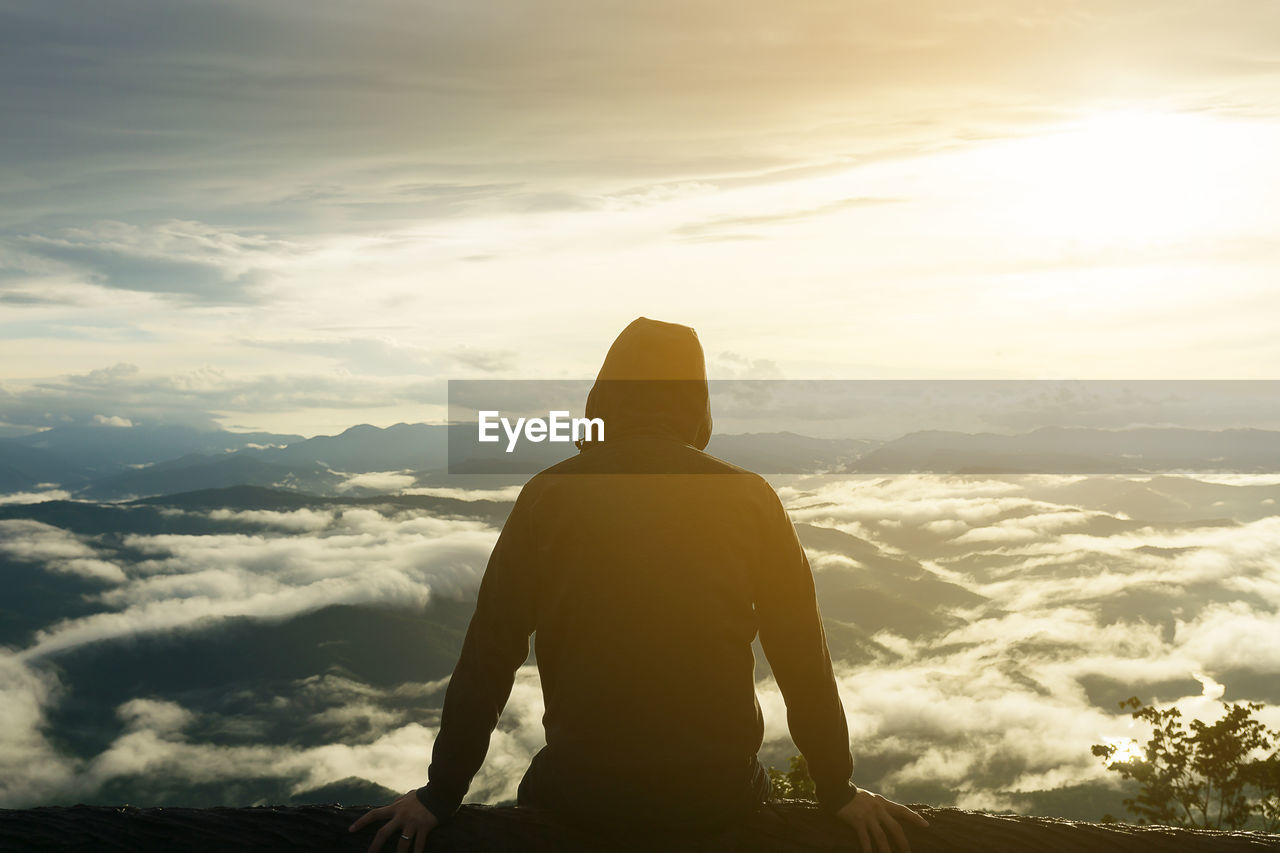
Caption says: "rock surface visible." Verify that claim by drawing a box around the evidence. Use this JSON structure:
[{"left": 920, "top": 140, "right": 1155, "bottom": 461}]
[{"left": 2, "top": 801, "right": 1279, "bottom": 852}]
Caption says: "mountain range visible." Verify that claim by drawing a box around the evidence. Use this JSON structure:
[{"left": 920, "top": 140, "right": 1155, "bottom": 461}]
[{"left": 2, "top": 422, "right": 1277, "bottom": 501}]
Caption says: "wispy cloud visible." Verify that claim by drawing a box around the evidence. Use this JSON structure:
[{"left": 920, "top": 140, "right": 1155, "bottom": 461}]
[
  {"left": 335, "top": 471, "right": 418, "bottom": 494},
  {"left": 241, "top": 337, "right": 516, "bottom": 377},
  {"left": 14, "top": 221, "right": 293, "bottom": 304},
  {"left": 18, "top": 509, "right": 497, "bottom": 660},
  {"left": 0, "top": 519, "right": 126, "bottom": 583},
  {"left": 673, "top": 197, "right": 902, "bottom": 242},
  {"left": 0, "top": 363, "right": 445, "bottom": 432}
]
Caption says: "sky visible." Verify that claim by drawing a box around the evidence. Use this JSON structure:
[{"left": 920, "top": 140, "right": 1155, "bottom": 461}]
[{"left": 3, "top": 0, "right": 1280, "bottom": 436}]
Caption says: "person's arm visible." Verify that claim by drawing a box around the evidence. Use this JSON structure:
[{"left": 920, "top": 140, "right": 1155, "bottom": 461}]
[
  {"left": 752, "top": 481, "right": 931, "bottom": 853},
  {"left": 414, "top": 487, "right": 540, "bottom": 820},
  {"left": 751, "top": 478, "right": 858, "bottom": 813},
  {"left": 349, "top": 489, "right": 540, "bottom": 851}
]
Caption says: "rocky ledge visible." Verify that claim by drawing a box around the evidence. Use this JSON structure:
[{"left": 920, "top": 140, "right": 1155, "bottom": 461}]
[{"left": 2, "top": 801, "right": 1278, "bottom": 852}]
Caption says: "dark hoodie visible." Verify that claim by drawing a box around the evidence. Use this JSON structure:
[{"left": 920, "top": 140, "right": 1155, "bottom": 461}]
[{"left": 416, "top": 318, "right": 857, "bottom": 825}]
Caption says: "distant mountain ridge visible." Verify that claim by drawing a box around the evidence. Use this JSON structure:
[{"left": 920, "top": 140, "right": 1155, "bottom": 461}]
[
  {"left": 5, "top": 423, "right": 301, "bottom": 477},
  {"left": 2, "top": 422, "right": 1279, "bottom": 500},
  {"left": 79, "top": 454, "right": 342, "bottom": 501},
  {"left": 243, "top": 422, "right": 449, "bottom": 472},
  {"left": 848, "top": 426, "right": 1280, "bottom": 474}
]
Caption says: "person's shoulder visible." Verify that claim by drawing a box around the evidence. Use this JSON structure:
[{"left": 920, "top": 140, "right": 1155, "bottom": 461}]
[
  {"left": 687, "top": 446, "right": 766, "bottom": 479},
  {"left": 690, "top": 450, "right": 787, "bottom": 509},
  {"left": 530, "top": 451, "right": 593, "bottom": 479},
  {"left": 676, "top": 448, "right": 782, "bottom": 508},
  {"left": 515, "top": 453, "right": 591, "bottom": 502},
  {"left": 519, "top": 441, "right": 770, "bottom": 484}
]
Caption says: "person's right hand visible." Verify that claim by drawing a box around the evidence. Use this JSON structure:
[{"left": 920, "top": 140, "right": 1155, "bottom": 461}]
[
  {"left": 835, "top": 789, "right": 929, "bottom": 853},
  {"left": 348, "top": 789, "right": 440, "bottom": 853}
]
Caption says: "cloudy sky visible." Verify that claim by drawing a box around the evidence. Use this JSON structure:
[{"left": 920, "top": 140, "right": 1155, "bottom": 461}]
[{"left": 3, "top": 0, "right": 1280, "bottom": 436}]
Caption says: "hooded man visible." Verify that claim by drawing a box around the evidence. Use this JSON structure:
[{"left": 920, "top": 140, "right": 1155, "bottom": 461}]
[{"left": 352, "top": 318, "right": 928, "bottom": 852}]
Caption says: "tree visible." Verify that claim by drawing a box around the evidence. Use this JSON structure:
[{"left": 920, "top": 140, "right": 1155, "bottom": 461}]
[
  {"left": 767, "top": 754, "right": 816, "bottom": 800},
  {"left": 1244, "top": 753, "right": 1280, "bottom": 833},
  {"left": 1092, "top": 696, "right": 1280, "bottom": 831}
]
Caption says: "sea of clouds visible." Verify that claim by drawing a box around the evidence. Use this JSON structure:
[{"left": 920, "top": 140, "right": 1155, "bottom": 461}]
[{"left": 1, "top": 474, "right": 1277, "bottom": 815}]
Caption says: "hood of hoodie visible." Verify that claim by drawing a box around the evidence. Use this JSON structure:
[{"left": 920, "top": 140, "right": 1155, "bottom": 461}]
[{"left": 582, "top": 317, "right": 713, "bottom": 451}]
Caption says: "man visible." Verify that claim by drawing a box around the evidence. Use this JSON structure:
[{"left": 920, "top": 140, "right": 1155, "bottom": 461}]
[{"left": 351, "top": 318, "right": 928, "bottom": 852}]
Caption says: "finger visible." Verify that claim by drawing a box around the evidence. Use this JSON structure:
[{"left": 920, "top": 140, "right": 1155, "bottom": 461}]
[
  {"left": 349, "top": 806, "right": 387, "bottom": 832},
  {"left": 368, "top": 820, "right": 399, "bottom": 853},
  {"left": 889, "top": 801, "right": 930, "bottom": 828},
  {"left": 880, "top": 813, "right": 910, "bottom": 853},
  {"left": 397, "top": 829, "right": 413, "bottom": 853},
  {"left": 869, "top": 817, "right": 891, "bottom": 853},
  {"left": 414, "top": 824, "right": 429, "bottom": 853}
]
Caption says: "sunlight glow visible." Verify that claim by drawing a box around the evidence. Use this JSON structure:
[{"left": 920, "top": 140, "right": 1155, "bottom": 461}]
[
  {"left": 1192, "top": 671, "right": 1226, "bottom": 700},
  {"left": 964, "top": 110, "right": 1267, "bottom": 247},
  {"left": 1101, "top": 737, "right": 1146, "bottom": 766}
]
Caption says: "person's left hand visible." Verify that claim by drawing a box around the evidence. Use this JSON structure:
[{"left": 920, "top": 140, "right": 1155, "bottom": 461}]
[
  {"left": 348, "top": 789, "right": 440, "bottom": 853},
  {"left": 835, "top": 789, "right": 929, "bottom": 853}
]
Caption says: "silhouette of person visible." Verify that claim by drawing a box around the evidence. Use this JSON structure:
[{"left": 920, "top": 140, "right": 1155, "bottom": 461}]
[{"left": 351, "top": 318, "right": 928, "bottom": 852}]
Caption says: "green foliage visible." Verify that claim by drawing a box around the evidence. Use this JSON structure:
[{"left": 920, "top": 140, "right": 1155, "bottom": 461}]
[
  {"left": 767, "top": 754, "right": 816, "bottom": 800},
  {"left": 1245, "top": 753, "right": 1280, "bottom": 832},
  {"left": 1092, "top": 696, "right": 1280, "bottom": 831}
]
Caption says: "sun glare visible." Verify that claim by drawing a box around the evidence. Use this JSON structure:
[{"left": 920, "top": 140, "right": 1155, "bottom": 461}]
[
  {"left": 1101, "top": 737, "right": 1146, "bottom": 766},
  {"left": 964, "top": 110, "right": 1265, "bottom": 248}
]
